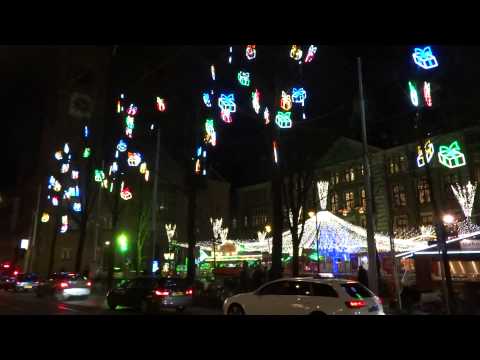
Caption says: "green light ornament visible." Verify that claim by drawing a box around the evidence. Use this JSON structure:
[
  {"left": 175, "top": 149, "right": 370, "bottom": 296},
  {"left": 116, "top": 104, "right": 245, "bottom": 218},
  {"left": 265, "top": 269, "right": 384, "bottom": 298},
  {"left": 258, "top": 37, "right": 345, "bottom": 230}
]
[{"left": 438, "top": 140, "right": 466, "bottom": 169}]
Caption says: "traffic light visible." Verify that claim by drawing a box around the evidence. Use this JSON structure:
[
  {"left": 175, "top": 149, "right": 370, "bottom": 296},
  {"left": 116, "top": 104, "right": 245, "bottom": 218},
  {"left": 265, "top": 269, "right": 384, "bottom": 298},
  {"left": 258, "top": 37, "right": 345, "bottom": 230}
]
[{"left": 117, "top": 233, "right": 128, "bottom": 253}]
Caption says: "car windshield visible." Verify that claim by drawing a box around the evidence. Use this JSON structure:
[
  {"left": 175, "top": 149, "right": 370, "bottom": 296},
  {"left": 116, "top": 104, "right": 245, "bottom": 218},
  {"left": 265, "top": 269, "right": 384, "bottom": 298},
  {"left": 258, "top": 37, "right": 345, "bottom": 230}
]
[{"left": 341, "top": 283, "right": 373, "bottom": 299}]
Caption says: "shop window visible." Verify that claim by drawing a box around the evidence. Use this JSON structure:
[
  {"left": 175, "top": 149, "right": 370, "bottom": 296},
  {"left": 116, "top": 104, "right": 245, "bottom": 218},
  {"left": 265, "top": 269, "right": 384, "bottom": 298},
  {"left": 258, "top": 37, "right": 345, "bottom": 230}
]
[
  {"left": 393, "top": 215, "right": 408, "bottom": 233},
  {"left": 418, "top": 177, "right": 431, "bottom": 204},
  {"left": 345, "top": 192, "right": 355, "bottom": 211},
  {"left": 392, "top": 184, "right": 407, "bottom": 207}
]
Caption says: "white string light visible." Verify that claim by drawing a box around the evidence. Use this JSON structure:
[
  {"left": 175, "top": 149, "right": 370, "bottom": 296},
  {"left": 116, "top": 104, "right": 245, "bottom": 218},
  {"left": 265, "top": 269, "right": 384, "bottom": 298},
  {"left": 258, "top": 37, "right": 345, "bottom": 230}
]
[{"left": 451, "top": 181, "right": 477, "bottom": 218}]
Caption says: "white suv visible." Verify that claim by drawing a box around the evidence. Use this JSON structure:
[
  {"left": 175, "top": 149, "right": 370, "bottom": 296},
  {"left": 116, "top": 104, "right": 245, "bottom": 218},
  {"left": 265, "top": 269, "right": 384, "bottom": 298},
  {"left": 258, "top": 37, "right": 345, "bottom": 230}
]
[{"left": 223, "top": 276, "right": 385, "bottom": 315}]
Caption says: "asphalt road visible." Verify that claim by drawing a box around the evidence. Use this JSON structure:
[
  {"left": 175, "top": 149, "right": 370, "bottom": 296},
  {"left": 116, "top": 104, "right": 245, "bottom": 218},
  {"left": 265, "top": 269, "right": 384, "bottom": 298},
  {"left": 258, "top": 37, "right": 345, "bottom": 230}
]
[{"left": 0, "top": 290, "right": 222, "bottom": 315}]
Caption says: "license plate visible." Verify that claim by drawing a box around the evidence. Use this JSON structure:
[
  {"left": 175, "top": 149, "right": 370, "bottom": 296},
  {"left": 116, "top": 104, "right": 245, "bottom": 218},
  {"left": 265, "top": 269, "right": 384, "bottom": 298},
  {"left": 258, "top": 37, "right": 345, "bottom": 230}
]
[
  {"left": 24, "top": 285, "right": 32, "bottom": 289},
  {"left": 172, "top": 292, "right": 184, "bottom": 296}
]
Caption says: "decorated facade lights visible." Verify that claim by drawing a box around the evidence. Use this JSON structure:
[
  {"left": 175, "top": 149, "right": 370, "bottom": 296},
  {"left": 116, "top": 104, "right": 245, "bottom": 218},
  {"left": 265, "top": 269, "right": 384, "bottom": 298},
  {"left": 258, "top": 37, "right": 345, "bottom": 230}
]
[
  {"left": 412, "top": 46, "right": 438, "bottom": 70},
  {"left": 317, "top": 181, "right": 329, "bottom": 210},
  {"left": 51, "top": 196, "right": 59, "bottom": 206},
  {"left": 246, "top": 45, "right": 256, "bottom": 60},
  {"left": 71, "top": 170, "right": 79, "bottom": 180},
  {"left": 408, "top": 81, "right": 419, "bottom": 107},
  {"left": 221, "top": 109, "right": 233, "bottom": 124},
  {"left": 111, "top": 162, "right": 118, "bottom": 173},
  {"left": 41, "top": 212, "right": 50, "bottom": 223},
  {"left": 53, "top": 181, "right": 62, "bottom": 192},
  {"left": 60, "top": 215, "right": 68, "bottom": 233},
  {"left": 205, "top": 119, "right": 217, "bottom": 146},
  {"left": 438, "top": 140, "right": 466, "bottom": 169},
  {"left": 211, "top": 65, "right": 215, "bottom": 81},
  {"left": 83, "top": 147, "right": 91, "bottom": 158},
  {"left": 117, "top": 140, "right": 127, "bottom": 152},
  {"left": 54, "top": 151, "right": 63, "bottom": 160},
  {"left": 416, "top": 140, "right": 435, "bottom": 168},
  {"left": 423, "top": 81, "right": 432, "bottom": 107},
  {"left": 451, "top": 181, "right": 477, "bottom": 218},
  {"left": 48, "top": 176, "right": 56, "bottom": 188},
  {"left": 275, "top": 111, "right": 292, "bottom": 129},
  {"left": 145, "top": 169, "right": 150, "bottom": 182},
  {"left": 156, "top": 97, "right": 166, "bottom": 112},
  {"left": 292, "top": 87, "right": 307, "bottom": 106},
  {"left": 139, "top": 162, "right": 147, "bottom": 174},
  {"left": 237, "top": 71, "right": 251, "bottom": 86},
  {"left": 280, "top": 91, "right": 292, "bottom": 111},
  {"left": 264, "top": 107, "right": 270, "bottom": 125},
  {"left": 72, "top": 202, "right": 82, "bottom": 212},
  {"left": 228, "top": 46, "right": 232, "bottom": 64},
  {"left": 120, "top": 186, "right": 133, "bottom": 200},
  {"left": 84, "top": 126, "right": 89, "bottom": 138},
  {"left": 94, "top": 169, "right": 105, "bottom": 182},
  {"left": 218, "top": 94, "right": 236, "bottom": 113},
  {"left": 127, "top": 152, "right": 142, "bottom": 167},
  {"left": 61, "top": 163, "right": 70, "bottom": 174},
  {"left": 203, "top": 93, "right": 212, "bottom": 107},
  {"left": 304, "top": 45, "right": 317, "bottom": 63},
  {"left": 127, "top": 104, "right": 138, "bottom": 116},
  {"left": 102, "top": 179, "right": 108, "bottom": 189},
  {"left": 252, "top": 89, "right": 260, "bottom": 114},
  {"left": 63, "top": 143, "right": 70, "bottom": 154},
  {"left": 290, "top": 45, "right": 303, "bottom": 61}
]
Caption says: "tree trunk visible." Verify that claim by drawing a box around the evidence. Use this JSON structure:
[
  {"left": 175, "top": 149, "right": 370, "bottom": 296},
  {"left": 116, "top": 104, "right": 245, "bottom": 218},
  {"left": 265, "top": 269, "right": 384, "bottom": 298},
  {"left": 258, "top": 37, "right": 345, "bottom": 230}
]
[
  {"left": 47, "top": 215, "right": 60, "bottom": 276},
  {"left": 107, "top": 192, "right": 120, "bottom": 290},
  {"left": 291, "top": 232, "right": 300, "bottom": 277},
  {"left": 270, "top": 168, "right": 283, "bottom": 280},
  {"left": 186, "top": 179, "right": 197, "bottom": 283},
  {"left": 74, "top": 214, "right": 89, "bottom": 272}
]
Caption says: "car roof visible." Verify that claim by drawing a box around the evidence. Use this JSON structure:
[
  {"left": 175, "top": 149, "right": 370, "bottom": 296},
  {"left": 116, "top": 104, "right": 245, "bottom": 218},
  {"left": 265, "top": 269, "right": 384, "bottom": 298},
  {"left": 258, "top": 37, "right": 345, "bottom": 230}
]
[{"left": 266, "top": 277, "right": 357, "bottom": 285}]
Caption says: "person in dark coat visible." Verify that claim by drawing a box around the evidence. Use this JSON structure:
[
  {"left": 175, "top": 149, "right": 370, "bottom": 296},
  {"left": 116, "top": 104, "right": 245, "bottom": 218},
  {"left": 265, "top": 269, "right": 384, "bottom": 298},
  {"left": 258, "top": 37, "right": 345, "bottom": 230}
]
[
  {"left": 251, "top": 265, "right": 265, "bottom": 290},
  {"left": 357, "top": 265, "right": 369, "bottom": 288},
  {"left": 240, "top": 261, "right": 249, "bottom": 292}
]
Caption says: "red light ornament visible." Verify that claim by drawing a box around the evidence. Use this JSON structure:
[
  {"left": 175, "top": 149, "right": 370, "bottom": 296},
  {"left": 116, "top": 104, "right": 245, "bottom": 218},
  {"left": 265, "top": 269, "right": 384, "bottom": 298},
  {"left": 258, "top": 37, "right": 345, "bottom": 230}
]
[
  {"left": 156, "top": 97, "right": 166, "bottom": 112},
  {"left": 120, "top": 187, "right": 133, "bottom": 201},
  {"left": 423, "top": 81, "right": 432, "bottom": 107}
]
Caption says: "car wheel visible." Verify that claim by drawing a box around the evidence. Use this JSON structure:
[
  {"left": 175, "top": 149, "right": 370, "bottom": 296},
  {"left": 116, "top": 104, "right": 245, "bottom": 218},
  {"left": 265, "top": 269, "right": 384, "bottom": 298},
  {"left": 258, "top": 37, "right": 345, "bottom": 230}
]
[{"left": 227, "top": 304, "right": 245, "bottom": 315}]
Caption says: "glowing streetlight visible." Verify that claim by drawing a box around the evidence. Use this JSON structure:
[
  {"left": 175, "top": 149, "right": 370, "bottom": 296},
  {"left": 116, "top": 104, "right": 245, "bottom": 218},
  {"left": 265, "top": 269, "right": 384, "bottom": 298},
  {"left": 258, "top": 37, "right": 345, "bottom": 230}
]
[
  {"left": 265, "top": 225, "right": 272, "bottom": 233},
  {"left": 442, "top": 214, "right": 455, "bottom": 224}
]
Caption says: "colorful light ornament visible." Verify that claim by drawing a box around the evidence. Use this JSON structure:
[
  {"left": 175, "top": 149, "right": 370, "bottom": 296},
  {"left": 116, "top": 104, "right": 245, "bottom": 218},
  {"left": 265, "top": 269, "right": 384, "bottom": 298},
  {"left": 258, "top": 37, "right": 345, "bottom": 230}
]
[
  {"left": 273, "top": 141, "right": 278, "bottom": 164},
  {"left": 112, "top": 162, "right": 118, "bottom": 173},
  {"left": 140, "top": 162, "right": 147, "bottom": 174},
  {"left": 71, "top": 170, "right": 79, "bottom": 180},
  {"left": 205, "top": 119, "right": 216, "bottom": 146},
  {"left": 117, "top": 100, "right": 121, "bottom": 114},
  {"left": 423, "top": 81, "right": 432, "bottom": 107},
  {"left": 218, "top": 94, "right": 236, "bottom": 113},
  {"left": 83, "top": 147, "right": 91, "bottom": 158},
  {"left": 416, "top": 140, "right": 435, "bottom": 168},
  {"left": 125, "top": 116, "right": 135, "bottom": 129},
  {"left": 221, "top": 109, "right": 233, "bottom": 124},
  {"left": 203, "top": 93, "right": 212, "bottom": 107},
  {"left": 438, "top": 140, "right": 466, "bottom": 169},
  {"left": 117, "top": 140, "right": 127, "bottom": 152},
  {"left": 54, "top": 151, "right": 63, "bottom": 161},
  {"left": 264, "top": 108, "right": 270, "bottom": 125},
  {"left": 63, "top": 143, "right": 70, "bottom": 154},
  {"left": 451, "top": 181, "right": 477, "bottom": 218},
  {"left": 290, "top": 45, "right": 303, "bottom": 61},
  {"left": 52, "top": 196, "right": 59, "bottom": 207},
  {"left": 211, "top": 65, "right": 215, "bottom": 81},
  {"left": 127, "top": 104, "right": 138, "bottom": 116},
  {"left": 61, "top": 163, "right": 70, "bottom": 174},
  {"left": 84, "top": 126, "right": 88, "bottom": 138},
  {"left": 237, "top": 71, "right": 250, "bottom": 87},
  {"left": 41, "top": 212, "right": 50, "bottom": 223},
  {"left": 53, "top": 181, "right": 62, "bottom": 192},
  {"left": 251, "top": 89, "right": 260, "bottom": 114},
  {"left": 197, "top": 146, "right": 202, "bottom": 157},
  {"left": 115, "top": 151, "right": 119, "bottom": 159},
  {"left": 246, "top": 45, "right": 256, "bottom": 60},
  {"left": 408, "top": 81, "right": 419, "bottom": 107},
  {"left": 102, "top": 179, "right": 108, "bottom": 189},
  {"left": 280, "top": 91, "right": 292, "bottom": 111},
  {"left": 127, "top": 152, "right": 142, "bottom": 167},
  {"left": 275, "top": 111, "right": 292, "bottom": 129},
  {"left": 292, "top": 87, "right": 307, "bottom": 106},
  {"left": 195, "top": 159, "right": 201, "bottom": 174},
  {"left": 95, "top": 169, "right": 105, "bottom": 182},
  {"left": 72, "top": 202, "right": 82, "bottom": 212},
  {"left": 156, "top": 97, "right": 166, "bottom": 112},
  {"left": 120, "top": 187, "right": 133, "bottom": 200},
  {"left": 228, "top": 46, "right": 233, "bottom": 64},
  {"left": 412, "top": 46, "right": 438, "bottom": 70},
  {"left": 125, "top": 128, "right": 133, "bottom": 138},
  {"left": 304, "top": 45, "right": 317, "bottom": 63},
  {"left": 145, "top": 170, "right": 150, "bottom": 182},
  {"left": 60, "top": 215, "right": 68, "bottom": 233},
  {"left": 49, "top": 176, "right": 56, "bottom": 187}
]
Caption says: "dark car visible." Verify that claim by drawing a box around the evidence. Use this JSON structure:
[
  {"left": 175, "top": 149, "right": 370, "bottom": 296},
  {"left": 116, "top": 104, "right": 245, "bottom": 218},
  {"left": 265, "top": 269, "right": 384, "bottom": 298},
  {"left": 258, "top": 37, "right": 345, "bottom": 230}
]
[
  {"left": 106, "top": 277, "right": 193, "bottom": 313},
  {"left": 0, "top": 268, "right": 20, "bottom": 290},
  {"left": 35, "top": 272, "right": 92, "bottom": 301},
  {"left": 4, "top": 273, "right": 39, "bottom": 292}
]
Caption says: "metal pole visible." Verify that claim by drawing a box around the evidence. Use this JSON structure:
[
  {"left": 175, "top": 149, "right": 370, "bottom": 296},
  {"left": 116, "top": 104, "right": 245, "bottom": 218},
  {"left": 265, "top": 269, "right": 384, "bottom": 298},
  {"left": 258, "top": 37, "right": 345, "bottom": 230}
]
[
  {"left": 357, "top": 57, "right": 379, "bottom": 295},
  {"left": 152, "top": 125, "right": 161, "bottom": 272},
  {"left": 26, "top": 184, "right": 42, "bottom": 273}
]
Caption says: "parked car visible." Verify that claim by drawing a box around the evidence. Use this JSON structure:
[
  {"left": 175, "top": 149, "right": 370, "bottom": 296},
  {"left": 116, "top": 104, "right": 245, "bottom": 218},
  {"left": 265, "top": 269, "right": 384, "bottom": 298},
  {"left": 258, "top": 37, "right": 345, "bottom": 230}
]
[
  {"left": 4, "top": 273, "right": 39, "bottom": 292},
  {"left": 106, "top": 276, "right": 193, "bottom": 313},
  {"left": 0, "top": 268, "right": 20, "bottom": 290},
  {"left": 35, "top": 272, "right": 92, "bottom": 301},
  {"left": 223, "top": 275, "right": 385, "bottom": 315}
]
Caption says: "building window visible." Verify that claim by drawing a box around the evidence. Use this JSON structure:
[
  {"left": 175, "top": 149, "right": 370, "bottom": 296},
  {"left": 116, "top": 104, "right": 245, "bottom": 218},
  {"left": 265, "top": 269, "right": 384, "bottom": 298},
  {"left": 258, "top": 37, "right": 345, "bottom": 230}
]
[
  {"left": 420, "top": 213, "right": 433, "bottom": 226},
  {"left": 418, "top": 177, "right": 431, "bottom": 204},
  {"left": 232, "top": 218, "right": 237, "bottom": 229},
  {"left": 244, "top": 216, "right": 248, "bottom": 227},
  {"left": 61, "top": 248, "right": 72, "bottom": 260},
  {"left": 358, "top": 164, "right": 364, "bottom": 176},
  {"left": 333, "top": 172, "right": 340, "bottom": 184},
  {"left": 360, "top": 188, "right": 366, "bottom": 209},
  {"left": 444, "top": 173, "right": 459, "bottom": 200},
  {"left": 399, "top": 155, "right": 408, "bottom": 172},
  {"left": 389, "top": 155, "right": 408, "bottom": 175},
  {"left": 345, "top": 192, "right": 355, "bottom": 211},
  {"left": 331, "top": 193, "right": 339, "bottom": 213},
  {"left": 392, "top": 184, "right": 407, "bottom": 207},
  {"left": 345, "top": 168, "right": 355, "bottom": 183},
  {"left": 393, "top": 215, "right": 409, "bottom": 233}
]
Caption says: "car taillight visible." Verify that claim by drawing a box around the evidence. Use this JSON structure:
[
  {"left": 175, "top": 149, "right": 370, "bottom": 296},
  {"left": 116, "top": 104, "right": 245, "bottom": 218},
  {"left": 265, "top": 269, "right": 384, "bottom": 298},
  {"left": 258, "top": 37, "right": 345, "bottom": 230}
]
[
  {"left": 60, "top": 282, "right": 69, "bottom": 288},
  {"left": 155, "top": 289, "right": 170, "bottom": 296},
  {"left": 345, "top": 300, "right": 367, "bottom": 308},
  {"left": 13, "top": 271, "right": 18, "bottom": 276},
  {"left": 186, "top": 288, "right": 193, "bottom": 296},
  {"left": 86, "top": 281, "right": 92, "bottom": 287}
]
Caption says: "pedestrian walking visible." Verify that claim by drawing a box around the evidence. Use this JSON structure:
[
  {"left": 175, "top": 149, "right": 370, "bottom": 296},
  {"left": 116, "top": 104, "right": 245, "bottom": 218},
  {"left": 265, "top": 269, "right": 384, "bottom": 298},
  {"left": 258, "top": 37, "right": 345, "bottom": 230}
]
[
  {"left": 240, "top": 261, "right": 250, "bottom": 292},
  {"left": 357, "top": 265, "right": 369, "bottom": 288},
  {"left": 251, "top": 265, "right": 264, "bottom": 290}
]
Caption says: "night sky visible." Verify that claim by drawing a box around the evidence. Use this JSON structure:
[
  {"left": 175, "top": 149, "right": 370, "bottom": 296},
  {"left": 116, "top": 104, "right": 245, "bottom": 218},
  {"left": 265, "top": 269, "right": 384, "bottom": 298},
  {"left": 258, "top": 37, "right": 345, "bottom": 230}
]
[{"left": 4, "top": 45, "right": 480, "bottom": 191}]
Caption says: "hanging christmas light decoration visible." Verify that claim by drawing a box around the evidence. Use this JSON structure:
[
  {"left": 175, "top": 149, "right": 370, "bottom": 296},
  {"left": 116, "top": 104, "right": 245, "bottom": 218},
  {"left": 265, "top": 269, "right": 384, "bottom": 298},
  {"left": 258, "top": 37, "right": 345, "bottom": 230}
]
[
  {"left": 205, "top": 119, "right": 217, "bottom": 146},
  {"left": 109, "top": 182, "right": 114, "bottom": 193},
  {"left": 218, "top": 94, "right": 236, "bottom": 113},
  {"left": 115, "top": 151, "right": 119, "bottom": 159},
  {"left": 304, "top": 45, "right": 317, "bottom": 63},
  {"left": 317, "top": 181, "right": 329, "bottom": 210},
  {"left": 72, "top": 202, "right": 82, "bottom": 212},
  {"left": 125, "top": 116, "right": 135, "bottom": 130},
  {"left": 127, "top": 104, "right": 138, "bottom": 116},
  {"left": 195, "top": 159, "right": 201, "bottom": 174},
  {"left": 54, "top": 151, "right": 63, "bottom": 161},
  {"left": 438, "top": 140, "right": 467, "bottom": 169},
  {"left": 102, "top": 179, "right": 108, "bottom": 189},
  {"left": 423, "top": 81, "right": 432, "bottom": 107},
  {"left": 94, "top": 169, "right": 105, "bottom": 182},
  {"left": 84, "top": 126, "right": 89, "bottom": 138},
  {"left": 237, "top": 71, "right": 251, "bottom": 87},
  {"left": 61, "top": 163, "right": 70, "bottom": 174},
  {"left": 228, "top": 46, "right": 233, "bottom": 64},
  {"left": 246, "top": 45, "right": 256, "bottom": 60},
  {"left": 127, "top": 152, "right": 142, "bottom": 167},
  {"left": 117, "top": 140, "right": 127, "bottom": 152},
  {"left": 52, "top": 196, "right": 59, "bottom": 207},
  {"left": 53, "top": 181, "right": 62, "bottom": 192},
  {"left": 275, "top": 111, "right": 292, "bottom": 129},
  {"left": 290, "top": 45, "right": 303, "bottom": 61},
  {"left": 221, "top": 109, "right": 233, "bottom": 124},
  {"left": 416, "top": 140, "right": 435, "bottom": 168},
  {"left": 451, "top": 181, "right": 477, "bottom": 218},
  {"left": 71, "top": 171, "right": 79, "bottom": 180},
  {"left": 112, "top": 162, "right": 118, "bottom": 173},
  {"left": 145, "top": 170, "right": 150, "bottom": 182},
  {"left": 83, "top": 148, "right": 91, "bottom": 158},
  {"left": 120, "top": 187, "right": 133, "bottom": 200},
  {"left": 49, "top": 176, "right": 56, "bottom": 187},
  {"left": 264, "top": 107, "right": 270, "bottom": 125},
  {"left": 211, "top": 65, "right": 216, "bottom": 80},
  {"left": 273, "top": 141, "right": 279, "bottom": 164},
  {"left": 280, "top": 91, "right": 292, "bottom": 111},
  {"left": 117, "top": 100, "right": 121, "bottom": 114},
  {"left": 156, "top": 97, "right": 166, "bottom": 112},
  {"left": 203, "top": 93, "right": 212, "bottom": 107},
  {"left": 63, "top": 143, "right": 70, "bottom": 154},
  {"left": 292, "top": 87, "right": 307, "bottom": 106},
  {"left": 41, "top": 212, "right": 50, "bottom": 223},
  {"left": 408, "top": 81, "right": 419, "bottom": 107},
  {"left": 60, "top": 215, "right": 68, "bottom": 233},
  {"left": 412, "top": 46, "right": 438, "bottom": 70},
  {"left": 125, "top": 128, "right": 133, "bottom": 138},
  {"left": 140, "top": 162, "right": 147, "bottom": 174},
  {"left": 251, "top": 89, "right": 260, "bottom": 114}
]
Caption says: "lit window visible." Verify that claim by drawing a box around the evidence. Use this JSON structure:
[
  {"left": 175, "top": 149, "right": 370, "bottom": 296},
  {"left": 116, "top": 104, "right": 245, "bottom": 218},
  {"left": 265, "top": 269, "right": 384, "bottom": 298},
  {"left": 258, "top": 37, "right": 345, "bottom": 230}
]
[
  {"left": 394, "top": 215, "right": 409, "bottom": 233},
  {"left": 345, "top": 192, "right": 355, "bottom": 211},
  {"left": 360, "top": 189, "right": 366, "bottom": 209},
  {"left": 420, "top": 213, "right": 433, "bottom": 226},
  {"left": 392, "top": 184, "right": 407, "bottom": 207},
  {"left": 331, "top": 193, "right": 339, "bottom": 213},
  {"left": 418, "top": 177, "right": 431, "bottom": 204}
]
